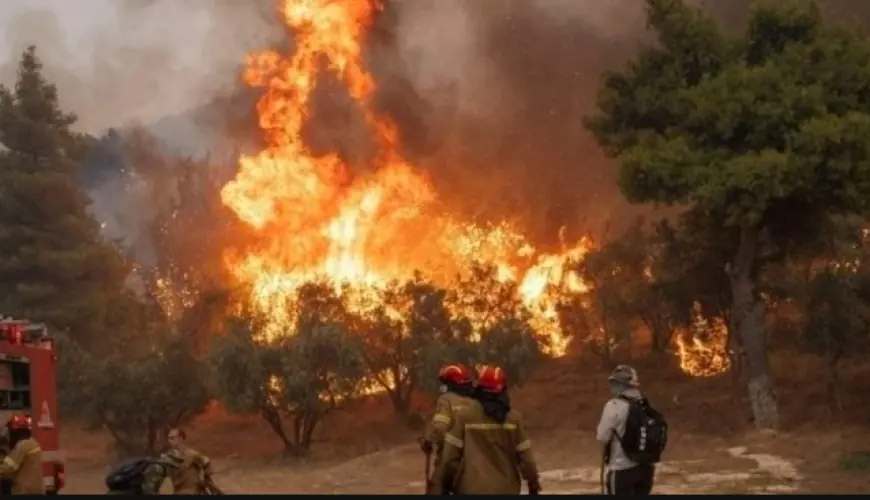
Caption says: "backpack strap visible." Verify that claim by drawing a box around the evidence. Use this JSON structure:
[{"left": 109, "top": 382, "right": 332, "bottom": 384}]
[{"left": 617, "top": 394, "right": 648, "bottom": 405}]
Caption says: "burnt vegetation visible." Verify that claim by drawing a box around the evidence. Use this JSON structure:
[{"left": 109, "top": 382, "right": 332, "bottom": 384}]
[{"left": 1, "top": 0, "right": 870, "bottom": 457}]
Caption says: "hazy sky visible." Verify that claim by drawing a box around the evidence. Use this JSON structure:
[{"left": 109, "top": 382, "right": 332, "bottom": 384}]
[{"left": 0, "top": 0, "right": 273, "bottom": 133}]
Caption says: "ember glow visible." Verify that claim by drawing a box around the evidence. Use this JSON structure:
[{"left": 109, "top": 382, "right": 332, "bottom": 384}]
[{"left": 219, "top": 0, "right": 591, "bottom": 356}]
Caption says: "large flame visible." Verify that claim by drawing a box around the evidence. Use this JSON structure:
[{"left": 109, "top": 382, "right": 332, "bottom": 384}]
[{"left": 219, "top": 0, "right": 590, "bottom": 356}]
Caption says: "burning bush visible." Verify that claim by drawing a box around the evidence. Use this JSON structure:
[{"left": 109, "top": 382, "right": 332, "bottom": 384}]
[
  {"left": 210, "top": 271, "right": 546, "bottom": 453},
  {"left": 210, "top": 314, "right": 366, "bottom": 457}
]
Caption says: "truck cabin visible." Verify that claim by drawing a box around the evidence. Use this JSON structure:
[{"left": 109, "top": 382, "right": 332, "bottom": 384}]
[{"left": 0, "top": 319, "right": 63, "bottom": 493}]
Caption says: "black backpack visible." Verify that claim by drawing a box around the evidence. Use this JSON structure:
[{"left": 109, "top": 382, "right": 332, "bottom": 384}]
[
  {"left": 105, "top": 457, "right": 153, "bottom": 492},
  {"left": 617, "top": 396, "right": 668, "bottom": 464}
]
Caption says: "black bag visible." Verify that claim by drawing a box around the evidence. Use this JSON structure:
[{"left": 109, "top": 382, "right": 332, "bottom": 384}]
[
  {"left": 105, "top": 457, "right": 152, "bottom": 492},
  {"left": 617, "top": 396, "right": 668, "bottom": 464}
]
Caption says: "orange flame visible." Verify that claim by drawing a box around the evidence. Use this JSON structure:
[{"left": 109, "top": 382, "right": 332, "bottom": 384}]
[
  {"left": 220, "top": 0, "right": 591, "bottom": 356},
  {"left": 674, "top": 302, "right": 731, "bottom": 377}
]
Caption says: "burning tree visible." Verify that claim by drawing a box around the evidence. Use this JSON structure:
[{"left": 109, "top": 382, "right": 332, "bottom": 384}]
[
  {"left": 586, "top": 0, "right": 870, "bottom": 430},
  {"left": 213, "top": 0, "right": 592, "bottom": 366},
  {"left": 210, "top": 283, "right": 366, "bottom": 457},
  {"left": 352, "top": 274, "right": 471, "bottom": 417},
  {"left": 451, "top": 265, "right": 544, "bottom": 384}
]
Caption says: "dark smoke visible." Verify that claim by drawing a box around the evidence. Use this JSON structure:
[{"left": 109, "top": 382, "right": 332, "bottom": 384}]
[
  {"left": 6, "top": 0, "right": 870, "bottom": 261},
  {"left": 370, "top": 1, "right": 657, "bottom": 245},
  {"left": 370, "top": 0, "right": 870, "bottom": 245}
]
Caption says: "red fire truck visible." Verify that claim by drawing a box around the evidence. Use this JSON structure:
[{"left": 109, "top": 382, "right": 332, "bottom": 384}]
[{"left": 0, "top": 318, "right": 64, "bottom": 494}]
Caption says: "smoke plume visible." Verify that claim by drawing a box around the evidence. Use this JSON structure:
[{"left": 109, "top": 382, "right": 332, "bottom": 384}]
[
  {"left": 0, "top": 0, "right": 281, "bottom": 264},
  {"left": 5, "top": 0, "right": 870, "bottom": 262}
]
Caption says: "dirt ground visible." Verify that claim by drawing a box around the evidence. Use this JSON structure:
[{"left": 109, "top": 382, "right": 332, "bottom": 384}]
[{"left": 60, "top": 352, "right": 870, "bottom": 494}]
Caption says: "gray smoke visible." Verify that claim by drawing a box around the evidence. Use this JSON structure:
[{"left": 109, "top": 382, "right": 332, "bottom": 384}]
[
  {"left": 0, "top": 0, "right": 280, "bottom": 264},
  {"left": 0, "top": 0, "right": 279, "bottom": 134},
  {"left": 6, "top": 0, "right": 870, "bottom": 263}
]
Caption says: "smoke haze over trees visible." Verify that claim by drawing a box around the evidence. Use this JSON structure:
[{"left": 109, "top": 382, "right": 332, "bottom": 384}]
[{"left": 4, "top": 0, "right": 870, "bottom": 257}]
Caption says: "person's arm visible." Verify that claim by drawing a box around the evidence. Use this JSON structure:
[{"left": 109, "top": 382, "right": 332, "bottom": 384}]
[
  {"left": 0, "top": 441, "right": 27, "bottom": 478},
  {"left": 431, "top": 413, "right": 465, "bottom": 494},
  {"left": 422, "top": 396, "right": 452, "bottom": 449},
  {"left": 596, "top": 400, "right": 621, "bottom": 445},
  {"left": 140, "top": 463, "right": 167, "bottom": 495},
  {"left": 191, "top": 449, "right": 212, "bottom": 476}
]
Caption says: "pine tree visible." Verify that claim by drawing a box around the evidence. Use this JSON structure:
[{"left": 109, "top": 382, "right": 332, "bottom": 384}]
[{"left": 0, "top": 46, "right": 129, "bottom": 342}]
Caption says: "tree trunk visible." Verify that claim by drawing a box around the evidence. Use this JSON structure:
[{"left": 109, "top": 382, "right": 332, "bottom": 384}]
[
  {"left": 260, "top": 406, "right": 295, "bottom": 455},
  {"left": 389, "top": 390, "right": 410, "bottom": 417},
  {"left": 641, "top": 316, "right": 665, "bottom": 353},
  {"left": 828, "top": 354, "right": 843, "bottom": 412},
  {"left": 727, "top": 225, "right": 779, "bottom": 431},
  {"left": 299, "top": 413, "right": 320, "bottom": 455}
]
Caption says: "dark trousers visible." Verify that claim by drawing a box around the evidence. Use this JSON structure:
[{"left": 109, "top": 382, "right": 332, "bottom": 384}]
[{"left": 605, "top": 464, "right": 655, "bottom": 495}]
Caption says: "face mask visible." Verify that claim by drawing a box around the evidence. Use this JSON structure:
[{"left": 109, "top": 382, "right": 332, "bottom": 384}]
[{"left": 439, "top": 384, "right": 448, "bottom": 394}]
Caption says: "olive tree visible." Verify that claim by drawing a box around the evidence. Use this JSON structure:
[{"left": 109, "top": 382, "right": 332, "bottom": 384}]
[{"left": 210, "top": 284, "right": 366, "bottom": 456}]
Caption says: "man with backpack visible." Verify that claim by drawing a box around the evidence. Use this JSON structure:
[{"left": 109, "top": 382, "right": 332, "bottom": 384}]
[{"left": 596, "top": 365, "right": 668, "bottom": 495}]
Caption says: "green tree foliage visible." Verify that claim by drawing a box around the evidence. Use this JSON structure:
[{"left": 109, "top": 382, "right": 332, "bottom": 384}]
[
  {"left": 586, "top": 0, "right": 870, "bottom": 429},
  {"left": 210, "top": 283, "right": 366, "bottom": 457},
  {"left": 574, "top": 230, "right": 644, "bottom": 364},
  {"left": 476, "top": 316, "right": 542, "bottom": 387},
  {"left": 450, "top": 264, "right": 543, "bottom": 385},
  {"left": 652, "top": 212, "right": 739, "bottom": 349},
  {"left": 354, "top": 274, "right": 467, "bottom": 417},
  {"left": 0, "top": 46, "right": 129, "bottom": 343},
  {"left": 59, "top": 322, "right": 210, "bottom": 456},
  {"left": 590, "top": 219, "right": 685, "bottom": 354}
]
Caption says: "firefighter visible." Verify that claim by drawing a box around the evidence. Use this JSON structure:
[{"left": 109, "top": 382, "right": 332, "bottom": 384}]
[
  {"left": 433, "top": 365, "right": 542, "bottom": 495},
  {"left": 141, "top": 453, "right": 184, "bottom": 495},
  {"left": 419, "top": 364, "right": 476, "bottom": 493},
  {"left": 166, "top": 427, "right": 213, "bottom": 494},
  {"left": 106, "top": 453, "right": 183, "bottom": 495},
  {"left": 0, "top": 414, "right": 44, "bottom": 494}
]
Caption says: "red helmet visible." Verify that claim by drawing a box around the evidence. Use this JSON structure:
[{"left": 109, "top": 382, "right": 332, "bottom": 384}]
[
  {"left": 477, "top": 365, "right": 507, "bottom": 393},
  {"left": 438, "top": 364, "right": 471, "bottom": 386},
  {"left": 7, "top": 414, "right": 31, "bottom": 431}
]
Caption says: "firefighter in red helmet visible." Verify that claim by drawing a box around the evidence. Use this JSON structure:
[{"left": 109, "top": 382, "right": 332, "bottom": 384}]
[
  {"left": 0, "top": 413, "right": 44, "bottom": 494},
  {"left": 420, "top": 364, "right": 476, "bottom": 494},
  {"left": 432, "top": 365, "right": 541, "bottom": 495}
]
